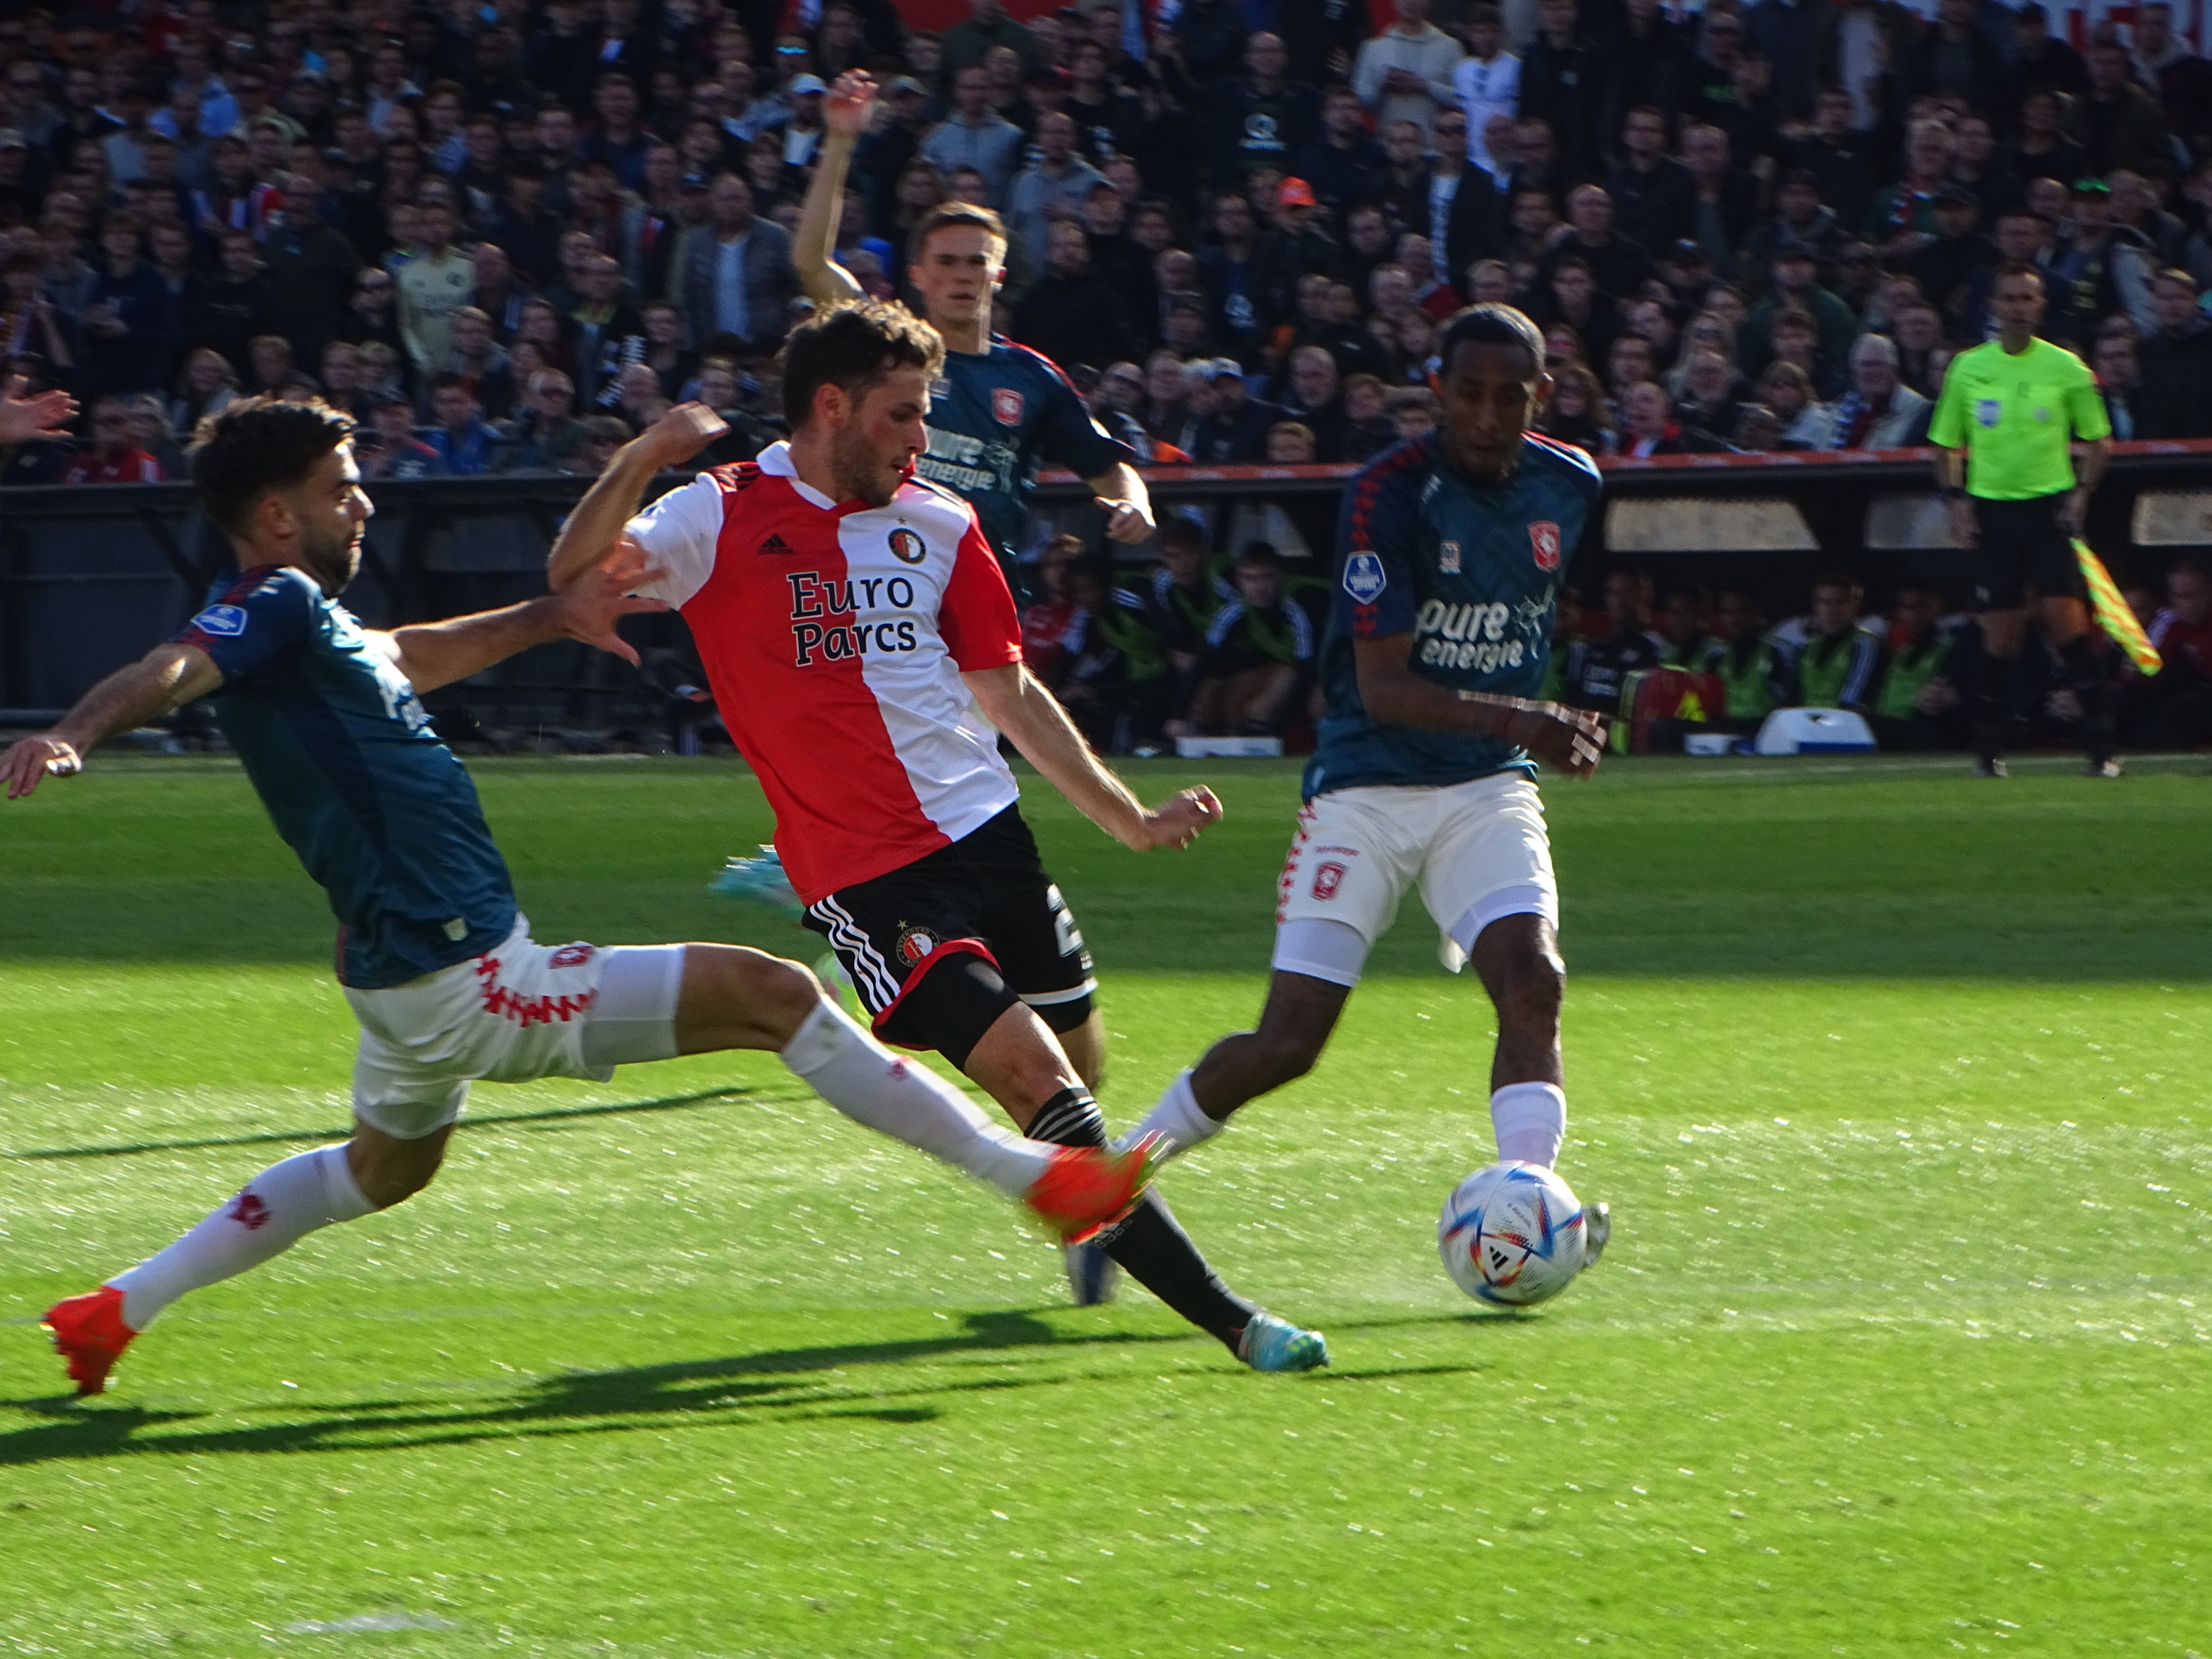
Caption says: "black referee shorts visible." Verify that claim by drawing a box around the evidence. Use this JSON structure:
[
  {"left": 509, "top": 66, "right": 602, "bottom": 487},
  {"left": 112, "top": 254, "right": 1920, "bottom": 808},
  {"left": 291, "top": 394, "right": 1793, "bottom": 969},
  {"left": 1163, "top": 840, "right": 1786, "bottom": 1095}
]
[
  {"left": 801, "top": 805, "right": 1098, "bottom": 1054},
  {"left": 1969, "top": 492, "right": 2086, "bottom": 609}
]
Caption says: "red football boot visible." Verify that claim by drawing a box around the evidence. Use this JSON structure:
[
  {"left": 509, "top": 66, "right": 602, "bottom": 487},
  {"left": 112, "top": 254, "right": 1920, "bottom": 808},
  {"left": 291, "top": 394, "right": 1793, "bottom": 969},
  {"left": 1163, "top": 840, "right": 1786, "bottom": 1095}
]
[
  {"left": 1022, "top": 1133, "right": 1168, "bottom": 1243},
  {"left": 43, "top": 1285, "right": 137, "bottom": 1396}
]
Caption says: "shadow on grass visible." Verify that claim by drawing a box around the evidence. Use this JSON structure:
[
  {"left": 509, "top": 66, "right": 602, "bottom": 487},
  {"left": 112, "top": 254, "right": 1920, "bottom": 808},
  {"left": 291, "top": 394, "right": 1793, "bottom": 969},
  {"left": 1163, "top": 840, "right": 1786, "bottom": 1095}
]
[
  {"left": 0, "top": 1310, "right": 1181, "bottom": 1464},
  {"left": 0, "top": 1308, "right": 1500, "bottom": 1465},
  {"left": 5, "top": 1085, "right": 779, "bottom": 1162}
]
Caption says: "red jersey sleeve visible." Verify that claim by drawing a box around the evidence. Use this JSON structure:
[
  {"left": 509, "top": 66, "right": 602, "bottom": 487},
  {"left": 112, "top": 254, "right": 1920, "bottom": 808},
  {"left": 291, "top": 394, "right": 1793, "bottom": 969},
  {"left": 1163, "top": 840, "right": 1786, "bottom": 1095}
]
[{"left": 938, "top": 516, "right": 1024, "bottom": 672}]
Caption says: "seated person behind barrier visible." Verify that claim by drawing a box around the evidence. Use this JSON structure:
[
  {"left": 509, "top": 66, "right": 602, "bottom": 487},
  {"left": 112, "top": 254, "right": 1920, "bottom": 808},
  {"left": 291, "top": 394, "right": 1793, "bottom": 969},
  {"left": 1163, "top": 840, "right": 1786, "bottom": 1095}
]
[
  {"left": 1561, "top": 568, "right": 1667, "bottom": 715},
  {"left": 1192, "top": 543, "right": 1313, "bottom": 737},
  {"left": 1783, "top": 571, "right": 1883, "bottom": 714},
  {"left": 2129, "top": 558, "right": 2212, "bottom": 748},
  {"left": 1870, "top": 579, "right": 1971, "bottom": 749},
  {"left": 1059, "top": 557, "right": 1174, "bottom": 756},
  {"left": 1656, "top": 588, "right": 1717, "bottom": 668},
  {"left": 1702, "top": 586, "right": 1786, "bottom": 733}
]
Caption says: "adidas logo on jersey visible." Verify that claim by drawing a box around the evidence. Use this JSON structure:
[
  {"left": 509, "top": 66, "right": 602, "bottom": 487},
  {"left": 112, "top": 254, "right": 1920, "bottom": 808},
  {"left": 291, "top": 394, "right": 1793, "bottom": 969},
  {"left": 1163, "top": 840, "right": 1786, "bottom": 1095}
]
[{"left": 757, "top": 533, "right": 797, "bottom": 556}]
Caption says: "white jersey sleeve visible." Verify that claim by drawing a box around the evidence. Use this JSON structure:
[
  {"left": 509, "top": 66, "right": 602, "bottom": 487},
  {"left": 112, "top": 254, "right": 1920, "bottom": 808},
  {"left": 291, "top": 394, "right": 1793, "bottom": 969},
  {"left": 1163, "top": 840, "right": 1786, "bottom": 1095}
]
[{"left": 622, "top": 472, "right": 726, "bottom": 608}]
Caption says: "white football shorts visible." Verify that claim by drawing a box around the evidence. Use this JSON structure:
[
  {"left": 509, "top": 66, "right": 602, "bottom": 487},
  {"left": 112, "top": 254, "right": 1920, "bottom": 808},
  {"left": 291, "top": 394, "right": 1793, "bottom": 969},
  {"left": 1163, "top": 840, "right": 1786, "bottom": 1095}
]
[
  {"left": 346, "top": 915, "right": 687, "bottom": 1139},
  {"left": 1272, "top": 773, "right": 1559, "bottom": 988}
]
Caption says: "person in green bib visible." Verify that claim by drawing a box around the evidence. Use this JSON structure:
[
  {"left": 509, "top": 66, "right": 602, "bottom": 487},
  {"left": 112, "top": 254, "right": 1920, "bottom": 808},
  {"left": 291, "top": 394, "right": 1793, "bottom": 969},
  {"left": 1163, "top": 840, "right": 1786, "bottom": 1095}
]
[{"left": 1928, "top": 262, "right": 2116, "bottom": 777}]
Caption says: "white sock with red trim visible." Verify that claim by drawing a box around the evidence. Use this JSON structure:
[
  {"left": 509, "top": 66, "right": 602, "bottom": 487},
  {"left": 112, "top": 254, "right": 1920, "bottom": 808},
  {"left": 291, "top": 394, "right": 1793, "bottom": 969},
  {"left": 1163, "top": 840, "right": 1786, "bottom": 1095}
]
[
  {"left": 779, "top": 1001, "right": 1053, "bottom": 1198},
  {"left": 107, "top": 1144, "right": 375, "bottom": 1331}
]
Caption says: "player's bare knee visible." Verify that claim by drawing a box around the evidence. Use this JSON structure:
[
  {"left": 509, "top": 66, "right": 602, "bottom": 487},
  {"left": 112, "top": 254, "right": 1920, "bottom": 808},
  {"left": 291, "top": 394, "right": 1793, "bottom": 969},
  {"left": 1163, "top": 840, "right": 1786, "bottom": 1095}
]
[
  {"left": 688, "top": 944, "right": 821, "bottom": 1042},
  {"left": 347, "top": 1137, "right": 444, "bottom": 1209},
  {"left": 745, "top": 950, "right": 826, "bottom": 1032}
]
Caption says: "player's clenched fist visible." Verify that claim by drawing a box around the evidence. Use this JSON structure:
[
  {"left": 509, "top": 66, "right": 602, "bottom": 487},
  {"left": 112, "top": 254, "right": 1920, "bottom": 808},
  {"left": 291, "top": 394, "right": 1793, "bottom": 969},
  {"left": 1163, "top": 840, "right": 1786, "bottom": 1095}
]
[
  {"left": 1137, "top": 785, "right": 1224, "bottom": 851},
  {"left": 635, "top": 402, "right": 729, "bottom": 471}
]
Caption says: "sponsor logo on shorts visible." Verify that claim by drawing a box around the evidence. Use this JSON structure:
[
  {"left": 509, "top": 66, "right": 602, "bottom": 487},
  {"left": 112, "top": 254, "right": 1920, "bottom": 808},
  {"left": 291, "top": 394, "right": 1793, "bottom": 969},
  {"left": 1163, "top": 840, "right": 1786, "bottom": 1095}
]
[
  {"left": 549, "top": 944, "right": 596, "bottom": 969},
  {"left": 992, "top": 388, "right": 1025, "bottom": 427},
  {"left": 1529, "top": 521, "right": 1561, "bottom": 572},
  {"left": 1311, "top": 861, "right": 1347, "bottom": 900},
  {"left": 191, "top": 603, "right": 248, "bottom": 637},
  {"left": 895, "top": 922, "right": 940, "bottom": 965},
  {"left": 1439, "top": 539, "right": 1461, "bottom": 575},
  {"left": 888, "top": 527, "right": 927, "bottom": 565},
  {"left": 229, "top": 1191, "right": 270, "bottom": 1230},
  {"left": 1343, "top": 551, "right": 1387, "bottom": 603}
]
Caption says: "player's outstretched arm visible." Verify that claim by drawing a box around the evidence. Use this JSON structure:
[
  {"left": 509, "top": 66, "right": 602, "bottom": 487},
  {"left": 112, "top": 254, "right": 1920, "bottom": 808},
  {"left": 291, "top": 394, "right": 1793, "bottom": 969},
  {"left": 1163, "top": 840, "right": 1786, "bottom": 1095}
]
[
  {"left": 386, "top": 541, "right": 670, "bottom": 692},
  {"left": 0, "top": 374, "right": 78, "bottom": 445},
  {"left": 963, "top": 662, "right": 1222, "bottom": 850},
  {"left": 545, "top": 403, "right": 726, "bottom": 592},
  {"left": 1353, "top": 634, "right": 1606, "bottom": 778},
  {"left": 793, "top": 70, "right": 872, "bottom": 309},
  {"left": 1, "top": 643, "right": 220, "bottom": 800},
  {"left": 1086, "top": 461, "right": 1156, "bottom": 544}
]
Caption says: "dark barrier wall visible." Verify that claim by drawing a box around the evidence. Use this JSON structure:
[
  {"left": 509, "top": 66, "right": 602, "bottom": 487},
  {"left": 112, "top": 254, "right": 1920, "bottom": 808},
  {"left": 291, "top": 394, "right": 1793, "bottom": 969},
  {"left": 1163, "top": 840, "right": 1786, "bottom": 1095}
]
[{"left": 4, "top": 445, "right": 2209, "bottom": 726}]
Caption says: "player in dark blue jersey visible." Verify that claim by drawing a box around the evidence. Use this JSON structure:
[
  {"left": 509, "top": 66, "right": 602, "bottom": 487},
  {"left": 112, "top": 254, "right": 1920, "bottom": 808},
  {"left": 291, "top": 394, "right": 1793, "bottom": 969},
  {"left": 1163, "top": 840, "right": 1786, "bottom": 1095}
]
[
  {"left": 797, "top": 71, "right": 1154, "bottom": 588},
  {"left": 1118, "top": 308, "right": 1616, "bottom": 1263},
  {"left": 3, "top": 397, "right": 1159, "bottom": 1395}
]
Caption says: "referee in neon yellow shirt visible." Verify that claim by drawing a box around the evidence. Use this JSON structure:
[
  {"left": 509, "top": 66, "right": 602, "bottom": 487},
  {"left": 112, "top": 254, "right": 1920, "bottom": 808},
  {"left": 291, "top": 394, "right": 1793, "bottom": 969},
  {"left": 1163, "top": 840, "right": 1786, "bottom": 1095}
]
[{"left": 1929, "top": 263, "right": 2116, "bottom": 778}]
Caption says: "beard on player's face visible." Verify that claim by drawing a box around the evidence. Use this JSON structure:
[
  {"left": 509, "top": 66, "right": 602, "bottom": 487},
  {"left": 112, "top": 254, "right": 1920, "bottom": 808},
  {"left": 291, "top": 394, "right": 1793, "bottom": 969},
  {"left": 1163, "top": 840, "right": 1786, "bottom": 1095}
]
[{"left": 828, "top": 415, "right": 903, "bottom": 506}]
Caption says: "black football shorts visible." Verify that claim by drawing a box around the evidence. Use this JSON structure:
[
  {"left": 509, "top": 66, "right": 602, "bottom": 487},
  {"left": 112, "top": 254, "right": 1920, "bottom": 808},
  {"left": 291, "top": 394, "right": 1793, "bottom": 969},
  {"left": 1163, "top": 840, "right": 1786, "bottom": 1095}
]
[
  {"left": 801, "top": 805, "right": 1098, "bottom": 1048},
  {"left": 1969, "top": 492, "right": 2086, "bottom": 609}
]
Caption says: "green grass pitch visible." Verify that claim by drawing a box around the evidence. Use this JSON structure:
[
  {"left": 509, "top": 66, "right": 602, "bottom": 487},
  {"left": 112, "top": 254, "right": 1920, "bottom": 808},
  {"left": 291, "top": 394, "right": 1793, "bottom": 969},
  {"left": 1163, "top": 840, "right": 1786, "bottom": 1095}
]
[{"left": 3, "top": 753, "right": 2207, "bottom": 1657}]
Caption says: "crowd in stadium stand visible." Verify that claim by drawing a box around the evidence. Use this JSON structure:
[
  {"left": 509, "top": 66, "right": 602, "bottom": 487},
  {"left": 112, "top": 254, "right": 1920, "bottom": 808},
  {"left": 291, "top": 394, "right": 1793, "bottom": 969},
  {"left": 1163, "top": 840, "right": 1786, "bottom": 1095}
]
[{"left": 1, "top": 0, "right": 2209, "bottom": 751}]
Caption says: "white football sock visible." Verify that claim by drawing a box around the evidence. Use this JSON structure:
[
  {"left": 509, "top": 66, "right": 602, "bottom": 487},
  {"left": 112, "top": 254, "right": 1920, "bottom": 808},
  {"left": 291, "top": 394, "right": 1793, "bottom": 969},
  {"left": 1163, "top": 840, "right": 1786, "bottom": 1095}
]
[
  {"left": 1491, "top": 1081, "right": 1567, "bottom": 1168},
  {"left": 779, "top": 1000, "right": 1054, "bottom": 1198},
  {"left": 1122, "top": 1069, "right": 1225, "bottom": 1160},
  {"left": 107, "top": 1143, "right": 375, "bottom": 1331}
]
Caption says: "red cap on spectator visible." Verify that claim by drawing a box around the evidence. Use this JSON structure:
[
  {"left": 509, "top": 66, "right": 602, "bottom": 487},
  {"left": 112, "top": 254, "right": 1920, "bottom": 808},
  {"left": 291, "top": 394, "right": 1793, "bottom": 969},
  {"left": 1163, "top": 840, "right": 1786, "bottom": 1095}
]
[{"left": 1278, "top": 177, "right": 1317, "bottom": 208}]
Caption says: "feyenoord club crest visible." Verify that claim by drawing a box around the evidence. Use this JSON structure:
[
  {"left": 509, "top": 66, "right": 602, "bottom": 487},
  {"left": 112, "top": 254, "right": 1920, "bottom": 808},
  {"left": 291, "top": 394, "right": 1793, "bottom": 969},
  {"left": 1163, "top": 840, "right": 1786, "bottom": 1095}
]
[
  {"left": 1311, "top": 861, "right": 1346, "bottom": 900},
  {"left": 888, "top": 527, "right": 927, "bottom": 565},
  {"left": 894, "top": 922, "right": 940, "bottom": 965},
  {"left": 1529, "top": 520, "right": 1562, "bottom": 572},
  {"left": 992, "top": 388, "right": 1024, "bottom": 426}
]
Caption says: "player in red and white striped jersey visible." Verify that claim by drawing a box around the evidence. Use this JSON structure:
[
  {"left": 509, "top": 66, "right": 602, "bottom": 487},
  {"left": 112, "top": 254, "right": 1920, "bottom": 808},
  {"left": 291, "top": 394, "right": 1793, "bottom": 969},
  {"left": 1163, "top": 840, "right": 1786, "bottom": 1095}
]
[{"left": 548, "top": 304, "right": 1327, "bottom": 1372}]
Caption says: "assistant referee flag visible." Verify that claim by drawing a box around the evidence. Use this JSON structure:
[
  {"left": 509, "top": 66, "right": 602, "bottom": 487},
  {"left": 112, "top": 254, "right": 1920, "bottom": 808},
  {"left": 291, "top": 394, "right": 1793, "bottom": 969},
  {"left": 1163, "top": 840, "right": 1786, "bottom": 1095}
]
[{"left": 1928, "top": 335, "right": 2109, "bottom": 498}]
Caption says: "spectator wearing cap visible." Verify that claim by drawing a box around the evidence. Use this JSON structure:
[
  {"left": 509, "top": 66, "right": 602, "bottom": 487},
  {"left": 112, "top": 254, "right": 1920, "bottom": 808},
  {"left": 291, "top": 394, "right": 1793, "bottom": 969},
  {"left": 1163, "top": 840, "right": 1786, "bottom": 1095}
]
[
  {"left": 62, "top": 396, "right": 165, "bottom": 484},
  {"left": 1351, "top": 0, "right": 1461, "bottom": 138},
  {"left": 357, "top": 393, "right": 448, "bottom": 480},
  {"left": 1827, "top": 335, "right": 1930, "bottom": 449},
  {"left": 2139, "top": 270, "right": 2212, "bottom": 439},
  {"left": 780, "top": 75, "right": 831, "bottom": 172},
  {"left": 1268, "top": 176, "right": 1343, "bottom": 290},
  {"left": 1185, "top": 359, "right": 1277, "bottom": 463},
  {"left": 680, "top": 173, "right": 797, "bottom": 351},
  {"left": 1006, "top": 112, "right": 1108, "bottom": 284},
  {"left": 2066, "top": 41, "right": 2172, "bottom": 178},
  {"left": 918, "top": 66, "right": 1024, "bottom": 209},
  {"left": 2047, "top": 177, "right": 2158, "bottom": 343}
]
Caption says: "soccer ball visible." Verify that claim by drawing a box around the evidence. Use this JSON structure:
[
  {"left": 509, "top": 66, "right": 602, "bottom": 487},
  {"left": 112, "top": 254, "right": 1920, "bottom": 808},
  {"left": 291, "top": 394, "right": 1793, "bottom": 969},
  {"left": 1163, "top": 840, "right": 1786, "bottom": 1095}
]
[{"left": 1437, "top": 1161, "right": 1588, "bottom": 1306}]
